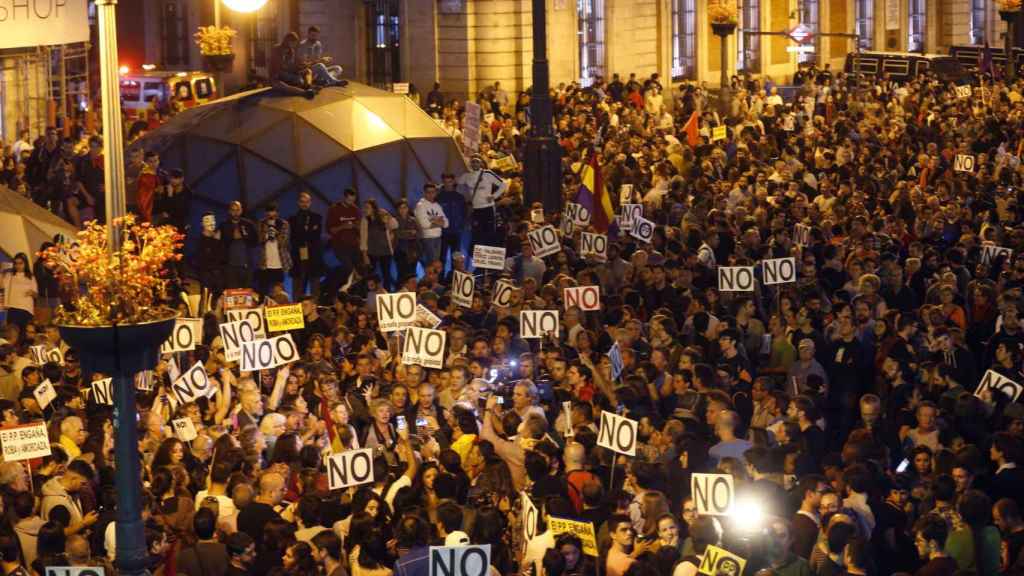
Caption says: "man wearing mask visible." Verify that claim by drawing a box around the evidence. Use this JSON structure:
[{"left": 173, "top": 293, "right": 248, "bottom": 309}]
[
  {"left": 457, "top": 154, "right": 506, "bottom": 250},
  {"left": 219, "top": 201, "right": 258, "bottom": 289},
  {"left": 289, "top": 191, "right": 324, "bottom": 299}
]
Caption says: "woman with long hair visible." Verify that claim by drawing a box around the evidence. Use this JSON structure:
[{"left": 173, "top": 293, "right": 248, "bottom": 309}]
[
  {"left": 470, "top": 505, "right": 513, "bottom": 575},
  {"left": 281, "top": 541, "right": 319, "bottom": 575},
  {"left": 359, "top": 198, "right": 398, "bottom": 291},
  {"left": 2, "top": 253, "right": 37, "bottom": 329}
]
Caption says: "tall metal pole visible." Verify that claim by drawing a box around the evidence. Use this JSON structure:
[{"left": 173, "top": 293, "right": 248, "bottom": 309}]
[
  {"left": 712, "top": 23, "right": 736, "bottom": 119},
  {"left": 96, "top": 2, "right": 148, "bottom": 575},
  {"left": 214, "top": 0, "right": 225, "bottom": 97},
  {"left": 523, "top": 0, "right": 562, "bottom": 214}
]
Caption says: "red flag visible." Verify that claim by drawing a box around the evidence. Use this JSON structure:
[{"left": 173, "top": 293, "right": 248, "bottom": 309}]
[{"left": 683, "top": 110, "right": 700, "bottom": 148}]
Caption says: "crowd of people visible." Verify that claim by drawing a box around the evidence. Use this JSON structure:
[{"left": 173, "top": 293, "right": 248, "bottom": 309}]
[{"left": 1, "top": 42, "right": 1024, "bottom": 576}]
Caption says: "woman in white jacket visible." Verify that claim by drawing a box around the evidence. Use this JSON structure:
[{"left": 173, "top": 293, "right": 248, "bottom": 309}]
[{"left": 2, "top": 253, "right": 37, "bottom": 329}]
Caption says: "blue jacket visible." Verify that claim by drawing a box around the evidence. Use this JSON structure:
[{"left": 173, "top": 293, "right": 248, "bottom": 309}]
[{"left": 437, "top": 188, "right": 467, "bottom": 236}]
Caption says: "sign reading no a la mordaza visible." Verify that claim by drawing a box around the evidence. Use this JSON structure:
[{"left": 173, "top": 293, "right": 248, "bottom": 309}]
[{"left": 0, "top": 0, "right": 90, "bottom": 49}]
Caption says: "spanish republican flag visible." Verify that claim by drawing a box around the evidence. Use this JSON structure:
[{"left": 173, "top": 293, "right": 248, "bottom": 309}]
[{"left": 576, "top": 153, "right": 614, "bottom": 232}]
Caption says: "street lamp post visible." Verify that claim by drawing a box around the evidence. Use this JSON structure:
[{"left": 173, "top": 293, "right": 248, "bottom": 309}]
[
  {"left": 712, "top": 22, "right": 737, "bottom": 118},
  {"left": 523, "top": 0, "right": 562, "bottom": 214}
]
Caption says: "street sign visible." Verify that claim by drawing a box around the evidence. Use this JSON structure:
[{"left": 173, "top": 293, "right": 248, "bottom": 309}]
[{"left": 788, "top": 23, "right": 814, "bottom": 45}]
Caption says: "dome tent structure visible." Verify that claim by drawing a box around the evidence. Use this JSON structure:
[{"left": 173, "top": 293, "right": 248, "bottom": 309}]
[{"left": 132, "top": 83, "right": 466, "bottom": 237}]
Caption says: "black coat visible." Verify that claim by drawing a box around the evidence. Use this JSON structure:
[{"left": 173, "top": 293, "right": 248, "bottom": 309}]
[{"left": 288, "top": 209, "right": 325, "bottom": 275}]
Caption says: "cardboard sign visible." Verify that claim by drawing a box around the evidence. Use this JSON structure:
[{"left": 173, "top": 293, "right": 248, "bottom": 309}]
[
  {"left": 463, "top": 101, "right": 481, "bottom": 151},
  {"left": 561, "top": 216, "right": 575, "bottom": 237},
  {"left": 712, "top": 125, "right": 727, "bottom": 142},
  {"left": 33, "top": 379, "right": 57, "bottom": 410},
  {"left": 136, "top": 370, "right": 154, "bottom": 392},
  {"left": 620, "top": 204, "right": 643, "bottom": 229},
  {"left": 326, "top": 448, "right": 375, "bottom": 490},
  {"left": 376, "top": 292, "right": 418, "bottom": 333},
  {"left": 402, "top": 327, "right": 447, "bottom": 369},
  {"left": 547, "top": 517, "right": 598, "bottom": 556},
  {"left": 527, "top": 225, "right": 562, "bottom": 258},
  {"left": 619, "top": 184, "right": 634, "bottom": 204},
  {"left": 698, "top": 545, "right": 746, "bottom": 576},
  {"left": 565, "top": 202, "right": 592, "bottom": 227},
  {"left": 761, "top": 257, "right": 797, "bottom": 285},
  {"left": 0, "top": 421, "right": 51, "bottom": 461},
  {"left": 522, "top": 492, "right": 539, "bottom": 546},
  {"left": 265, "top": 304, "right": 305, "bottom": 332},
  {"left": 428, "top": 545, "right": 491, "bottom": 576},
  {"left": 975, "top": 369, "right": 1024, "bottom": 403},
  {"left": 597, "top": 411, "right": 638, "bottom": 456},
  {"left": 393, "top": 82, "right": 410, "bottom": 94},
  {"left": 473, "top": 245, "right": 507, "bottom": 270},
  {"left": 718, "top": 266, "right": 756, "bottom": 292},
  {"left": 955, "top": 84, "right": 972, "bottom": 99},
  {"left": 954, "top": 154, "right": 976, "bottom": 173},
  {"left": 219, "top": 318, "right": 260, "bottom": 362},
  {"left": 630, "top": 215, "right": 655, "bottom": 243},
  {"left": 493, "top": 279, "right": 516, "bottom": 308},
  {"left": 91, "top": 378, "right": 113, "bottom": 406},
  {"left": 30, "top": 346, "right": 65, "bottom": 366},
  {"left": 531, "top": 208, "right": 545, "bottom": 224},
  {"left": 982, "top": 245, "right": 1013, "bottom": 267},
  {"left": 226, "top": 307, "right": 266, "bottom": 339},
  {"left": 794, "top": 223, "right": 811, "bottom": 247},
  {"left": 520, "top": 310, "right": 559, "bottom": 339},
  {"left": 171, "top": 418, "right": 198, "bottom": 442},
  {"left": 223, "top": 288, "right": 257, "bottom": 310},
  {"left": 171, "top": 362, "right": 215, "bottom": 404},
  {"left": 240, "top": 334, "right": 300, "bottom": 372},
  {"left": 691, "top": 473, "right": 735, "bottom": 516},
  {"left": 579, "top": 232, "right": 608, "bottom": 262},
  {"left": 451, "top": 270, "right": 474, "bottom": 308},
  {"left": 161, "top": 318, "right": 202, "bottom": 354},
  {"left": 564, "top": 286, "right": 600, "bottom": 311},
  {"left": 415, "top": 304, "right": 443, "bottom": 329}
]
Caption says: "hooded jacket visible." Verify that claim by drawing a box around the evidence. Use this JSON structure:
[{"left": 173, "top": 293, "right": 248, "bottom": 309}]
[{"left": 40, "top": 476, "right": 83, "bottom": 525}]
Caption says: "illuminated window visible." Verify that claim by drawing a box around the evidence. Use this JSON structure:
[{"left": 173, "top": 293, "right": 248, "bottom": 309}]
[
  {"left": 908, "top": 0, "right": 926, "bottom": 52},
  {"left": 971, "top": 0, "right": 986, "bottom": 44},
  {"left": 671, "top": 0, "right": 697, "bottom": 80},
  {"left": 738, "top": 0, "right": 760, "bottom": 73},
  {"left": 366, "top": 0, "right": 401, "bottom": 86},
  {"left": 799, "top": 0, "right": 818, "bottom": 64},
  {"left": 578, "top": 0, "right": 605, "bottom": 86},
  {"left": 855, "top": 0, "right": 873, "bottom": 50}
]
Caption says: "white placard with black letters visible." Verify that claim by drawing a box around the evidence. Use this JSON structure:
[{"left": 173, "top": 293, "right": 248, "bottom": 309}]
[
  {"left": 954, "top": 154, "right": 976, "bottom": 173},
  {"left": 170, "top": 362, "right": 215, "bottom": 404},
  {"left": 620, "top": 204, "right": 643, "bottom": 229},
  {"left": 428, "top": 545, "right": 492, "bottom": 576},
  {"left": 91, "top": 378, "right": 113, "bottom": 406},
  {"left": 172, "top": 418, "right": 198, "bottom": 442},
  {"left": 160, "top": 318, "right": 202, "bottom": 354},
  {"left": 579, "top": 232, "right": 608, "bottom": 261},
  {"left": 527, "top": 225, "right": 562, "bottom": 258},
  {"left": 376, "top": 292, "right": 418, "bottom": 333},
  {"left": 451, "top": 270, "right": 474, "bottom": 308},
  {"left": 402, "top": 327, "right": 447, "bottom": 369},
  {"left": 718, "top": 266, "right": 756, "bottom": 292},
  {"left": 219, "top": 317, "right": 260, "bottom": 362},
  {"left": 691, "top": 473, "right": 735, "bottom": 516},
  {"left": 473, "top": 245, "right": 507, "bottom": 270},
  {"left": 981, "top": 245, "right": 1013, "bottom": 267},
  {"left": 493, "top": 279, "right": 516, "bottom": 308},
  {"left": 520, "top": 310, "right": 560, "bottom": 339},
  {"left": 564, "top": 286, "right": 601, "bottom": 311},
  {"left": 630, "top": 215, "right": 655, "bottom": 243},
  {"left": 225, "top": 307, "right": 266, "bottom": 339},
  {"left": 975, "top": 369, "right": 1024, "bottom": 403},
  {"left": 326, "top": 448, "right": 376, "bottom": 490},
  {"left": 596, "top": 411, "right": 638, "bottom": 456},
  {"left": 565, "top": 202, "right": 592, "bottom": 227},
  {"left": 761, "top": 257, "right": 797, "bottom": 285}
]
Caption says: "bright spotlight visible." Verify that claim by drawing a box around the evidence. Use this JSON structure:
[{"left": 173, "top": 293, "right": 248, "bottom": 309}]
[
  {"left": 730, "top": 497, "right": 764, "bottom": 531},
  {"left": 141, "top": 64, "right": 156, "bottom": 71},
  {"left": 222, "top": 0, "right": 269, "bottom": 12},
  {"left": 118, "top": 66, "right": 129, "bottom": 75}
]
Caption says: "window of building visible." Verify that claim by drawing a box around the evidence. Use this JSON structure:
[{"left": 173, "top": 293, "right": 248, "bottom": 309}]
[
  {"left": 578, "top": 0, "right": 605, "bottom": 86},
  {"left": 854, "top": 0, "right": 873, "bottom": 50},
  {"left": 971, "top": 0, "right": 986, "bottom": 45},
  {"left": 908, "top": 0, "right": 926, "bottom": 52},
  {"left": 738, "top": 0, "right": 760, "bottom": 73},
  {"left": 248, "top": 1, "right": 279, "bottom": 76},
  {"left": 161, "top": 0, "right": 189, "bottom": 67},
  {"left": 366, "top": 0, "right": 401, "bottom": 86},
  {"left": 671, "top": 0, "right": 696, "bottom": 80},
  {"left": 799, "top": 0, "right": 818, "bottom": 64}
]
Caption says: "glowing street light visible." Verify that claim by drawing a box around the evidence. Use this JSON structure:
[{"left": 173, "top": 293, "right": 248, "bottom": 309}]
[{"left": 221, "top": 0, "right": 268, "bottom": 13}]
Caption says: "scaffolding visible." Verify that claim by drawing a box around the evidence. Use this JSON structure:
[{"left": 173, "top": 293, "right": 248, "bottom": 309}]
[{"left": 0, "top": 42, "right": 92, "bottom": 143}]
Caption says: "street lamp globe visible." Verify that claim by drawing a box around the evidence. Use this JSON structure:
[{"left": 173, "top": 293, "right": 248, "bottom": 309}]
[{"left": 222, "top": 0, "right": 268, "bottom": 12}]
